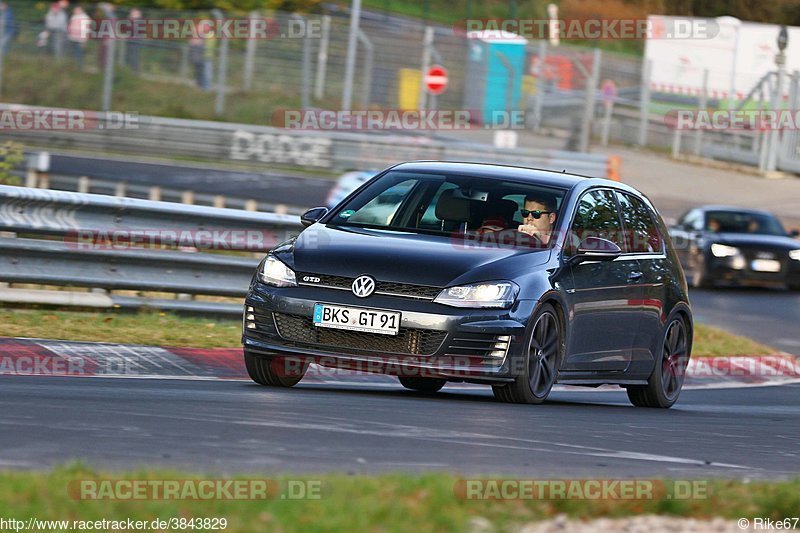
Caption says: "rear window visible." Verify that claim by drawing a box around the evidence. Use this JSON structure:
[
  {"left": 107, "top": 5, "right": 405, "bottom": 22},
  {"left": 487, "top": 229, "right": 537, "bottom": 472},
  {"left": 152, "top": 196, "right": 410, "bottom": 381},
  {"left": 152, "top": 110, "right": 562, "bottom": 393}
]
[{"left": 617, "top": 192, "right": 664, "bottom": 253}]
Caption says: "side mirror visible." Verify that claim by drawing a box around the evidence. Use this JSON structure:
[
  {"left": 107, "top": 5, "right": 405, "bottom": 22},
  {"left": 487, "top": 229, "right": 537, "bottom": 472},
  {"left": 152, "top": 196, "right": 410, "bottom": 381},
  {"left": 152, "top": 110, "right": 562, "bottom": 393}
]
[
  {"left": 789, "top": 229, "right": 800, "bottom": 238},
  {"left": 570, "top": 237, "right": 622, "bottom": 264},
  {"left": 300, "top": 207, "right": 328, "bottom": 228}
]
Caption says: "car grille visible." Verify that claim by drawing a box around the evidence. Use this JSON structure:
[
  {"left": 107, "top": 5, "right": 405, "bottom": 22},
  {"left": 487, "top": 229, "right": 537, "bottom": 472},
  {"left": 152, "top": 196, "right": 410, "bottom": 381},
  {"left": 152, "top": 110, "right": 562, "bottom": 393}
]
[
  {"left": 736, "top": 247, "right": 787, "bottom": 275},
  {"left": 273, "top": 312, "right": 447, "bottom": 356},
  {"left": 297, "top": 272, "right": 442, "bottom": 300}
]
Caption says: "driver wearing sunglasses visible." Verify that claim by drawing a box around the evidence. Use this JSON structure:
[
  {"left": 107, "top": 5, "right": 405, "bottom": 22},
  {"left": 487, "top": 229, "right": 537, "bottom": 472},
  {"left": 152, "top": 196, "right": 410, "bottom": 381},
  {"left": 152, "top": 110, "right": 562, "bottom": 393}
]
[{"left": 517, "top": 194, "right": 557, "bottom": 246}]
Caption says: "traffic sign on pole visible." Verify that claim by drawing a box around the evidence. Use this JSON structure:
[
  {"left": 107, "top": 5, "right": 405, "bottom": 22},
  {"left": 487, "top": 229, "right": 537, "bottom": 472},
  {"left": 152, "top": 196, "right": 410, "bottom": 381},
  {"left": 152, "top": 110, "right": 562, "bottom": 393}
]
[{"left": 424, "top": 65, "right": 448, "bottom": 95}]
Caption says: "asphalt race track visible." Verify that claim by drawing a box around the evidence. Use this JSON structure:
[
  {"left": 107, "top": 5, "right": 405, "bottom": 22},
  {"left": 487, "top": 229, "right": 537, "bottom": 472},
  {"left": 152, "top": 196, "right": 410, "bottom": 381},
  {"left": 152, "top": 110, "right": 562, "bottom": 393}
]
[
  {"left": 689, "top": 288, "right": 800, "bottom": 354},
  {"left": 1, "top": 375, "right": 798, "bottom": 478},
  {"left": 48, "top": 154, "right": 332, "bottom": 207}
]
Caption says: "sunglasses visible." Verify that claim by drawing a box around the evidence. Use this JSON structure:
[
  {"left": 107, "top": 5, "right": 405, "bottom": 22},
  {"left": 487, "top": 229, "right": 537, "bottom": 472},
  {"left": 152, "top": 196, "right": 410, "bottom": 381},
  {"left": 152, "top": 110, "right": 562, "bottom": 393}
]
[{"left": 520, "top": 209, "right": 553, "bottom": 219}]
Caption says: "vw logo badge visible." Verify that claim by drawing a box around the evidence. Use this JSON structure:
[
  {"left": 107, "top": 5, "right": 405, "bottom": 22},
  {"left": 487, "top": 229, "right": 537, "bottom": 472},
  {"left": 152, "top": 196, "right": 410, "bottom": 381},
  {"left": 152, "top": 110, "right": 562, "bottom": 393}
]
[{"left": 352, "top": 275, "right": 376, "bottom": 298}]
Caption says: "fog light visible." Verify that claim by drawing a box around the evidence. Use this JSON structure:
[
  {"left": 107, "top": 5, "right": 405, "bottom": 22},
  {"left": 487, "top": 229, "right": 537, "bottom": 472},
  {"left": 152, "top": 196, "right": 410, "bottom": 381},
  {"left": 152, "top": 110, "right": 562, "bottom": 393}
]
[
  {"left": 731, "top": 256, "right": 746, "bottom": 270},
  {"left": 247, "top": 314, "right": 255, "bottom": 321},
  {"left": 246, "top": 323, "right": 256, "bottom": 329}
]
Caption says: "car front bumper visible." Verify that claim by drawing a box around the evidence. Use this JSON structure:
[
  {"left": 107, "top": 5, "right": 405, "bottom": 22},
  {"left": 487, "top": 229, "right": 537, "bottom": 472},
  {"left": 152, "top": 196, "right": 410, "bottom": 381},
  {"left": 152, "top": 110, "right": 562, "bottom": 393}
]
[
  {"left": 707, "top": 254, "right": 800, "bottom": 287},
  {"left": 242, "top": 282, "right": 538, "bottom": 383}
]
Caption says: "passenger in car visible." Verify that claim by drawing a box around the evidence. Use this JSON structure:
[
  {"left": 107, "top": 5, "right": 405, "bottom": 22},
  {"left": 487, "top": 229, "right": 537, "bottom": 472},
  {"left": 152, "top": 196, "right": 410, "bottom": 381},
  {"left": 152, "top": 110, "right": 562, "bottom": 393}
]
[{"left": 476, "top": 199, "right": 517, "bottom": 235}]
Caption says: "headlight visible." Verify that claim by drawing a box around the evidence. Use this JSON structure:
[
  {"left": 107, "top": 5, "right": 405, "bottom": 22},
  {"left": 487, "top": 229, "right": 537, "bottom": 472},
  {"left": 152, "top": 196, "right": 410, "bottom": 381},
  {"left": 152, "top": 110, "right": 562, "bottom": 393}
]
[
  {"left": 258, "top": 255, "right": 297, "bottom": 287},
  {"left": 711, "top": 243, "right": 740, "bottom": 258},
  {"left": 790, "top": 249, "right": 800, "bottom": 261},
  {"left": 434, "top": 281, "right": 519, "bottom": 308}
]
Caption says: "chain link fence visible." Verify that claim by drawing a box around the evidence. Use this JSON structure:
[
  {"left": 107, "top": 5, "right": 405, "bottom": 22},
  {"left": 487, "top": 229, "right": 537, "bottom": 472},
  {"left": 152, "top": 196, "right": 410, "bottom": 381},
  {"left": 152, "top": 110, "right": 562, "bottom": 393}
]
[{"left": 1, "top": 1, "right": 787, "bottom": 172}]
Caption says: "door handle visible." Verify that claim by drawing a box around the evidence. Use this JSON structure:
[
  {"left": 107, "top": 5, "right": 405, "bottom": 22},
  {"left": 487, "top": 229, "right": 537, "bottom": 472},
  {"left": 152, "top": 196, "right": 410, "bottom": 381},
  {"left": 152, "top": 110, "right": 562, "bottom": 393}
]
[{"left": 628, "top": 271, "right": 644, "bottom": 282}]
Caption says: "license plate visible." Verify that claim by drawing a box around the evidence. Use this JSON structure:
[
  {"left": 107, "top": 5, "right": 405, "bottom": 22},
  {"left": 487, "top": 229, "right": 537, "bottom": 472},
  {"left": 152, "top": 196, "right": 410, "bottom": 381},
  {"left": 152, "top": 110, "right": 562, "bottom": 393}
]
[
  {"left": 751, "top": 259, "right": 781, "bottom": 272},
  {"left": 313, "top": 303, "right": 401, "bottom": 336}
]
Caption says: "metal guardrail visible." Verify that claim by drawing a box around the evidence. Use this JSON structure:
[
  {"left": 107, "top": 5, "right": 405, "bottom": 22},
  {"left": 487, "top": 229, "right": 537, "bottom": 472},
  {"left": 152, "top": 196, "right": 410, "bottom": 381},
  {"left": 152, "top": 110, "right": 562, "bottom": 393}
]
[
  {"left": 0, "top": 185, "right": 301, "bottom": 247},
  {"left": 0, "top": 104, "right": 613, "bottom": 179},
  {"left": 0, "top": 237, "right": 257, "bottom": 297},
  {"left": 0, "top": 185, "right": 304, "bottom": 316}
]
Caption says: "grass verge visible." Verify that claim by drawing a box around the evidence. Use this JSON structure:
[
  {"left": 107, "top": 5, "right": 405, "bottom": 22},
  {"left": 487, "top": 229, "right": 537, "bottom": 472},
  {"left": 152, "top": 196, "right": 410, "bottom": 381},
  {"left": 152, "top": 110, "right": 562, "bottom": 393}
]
[
  {"left": 0, "top": 306, "right": 778, "bottom": 356},
  {"left": 0, "top": 466, "right": 797, "bottom": 532}
]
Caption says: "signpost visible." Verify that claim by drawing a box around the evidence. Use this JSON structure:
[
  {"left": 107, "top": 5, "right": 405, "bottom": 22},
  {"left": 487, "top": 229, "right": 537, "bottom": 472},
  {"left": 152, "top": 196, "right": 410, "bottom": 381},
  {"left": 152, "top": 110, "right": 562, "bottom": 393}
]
[
  {"left": 424, "top": 65, "right": 449, "bottom": 95},
  {"left": 600, "top": 79, "right": 617, "bottom": 147}
]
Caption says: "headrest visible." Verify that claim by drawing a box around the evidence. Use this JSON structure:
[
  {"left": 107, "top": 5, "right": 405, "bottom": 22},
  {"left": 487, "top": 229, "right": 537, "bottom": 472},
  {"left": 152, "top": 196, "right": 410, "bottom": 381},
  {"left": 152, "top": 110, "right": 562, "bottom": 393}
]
[
  {"left": 485, "top": 199, "right": 518, "bottom": 221},
  {"left": 435, "top": 189, "right": 472, "bottom": 223}
]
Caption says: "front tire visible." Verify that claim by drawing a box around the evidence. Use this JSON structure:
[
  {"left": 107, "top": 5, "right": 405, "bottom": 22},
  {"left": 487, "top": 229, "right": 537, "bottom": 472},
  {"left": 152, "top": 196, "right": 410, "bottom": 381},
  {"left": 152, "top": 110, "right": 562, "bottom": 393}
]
[
  {"left": 492, "top": 303, "right": 563, "bottom": 405},
  {"left": 244, "top": 351, "right": 308, "bottom": 387},
  {"left": 398, "top": 376, "right": 446, "bottom": 393},
  {"left": 627, "top": 317, "right": 690, "bottom": 408}
]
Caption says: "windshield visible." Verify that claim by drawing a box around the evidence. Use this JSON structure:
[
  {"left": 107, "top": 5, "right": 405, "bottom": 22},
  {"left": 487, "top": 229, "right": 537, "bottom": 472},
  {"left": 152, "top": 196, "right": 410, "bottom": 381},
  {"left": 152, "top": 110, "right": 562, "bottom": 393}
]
[
  {"left": 328, "top": 170, "right": 567, "bottom": 248},
  {"left": 705, "top": 210, "right": 787, "bottom": 236}
]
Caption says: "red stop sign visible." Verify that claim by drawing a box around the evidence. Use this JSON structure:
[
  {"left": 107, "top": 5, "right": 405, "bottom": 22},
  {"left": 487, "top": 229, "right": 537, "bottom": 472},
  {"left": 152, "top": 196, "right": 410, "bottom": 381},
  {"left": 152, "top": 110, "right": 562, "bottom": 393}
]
[{"left": 425, "top": 65, "right": 448, "bottom": 95}]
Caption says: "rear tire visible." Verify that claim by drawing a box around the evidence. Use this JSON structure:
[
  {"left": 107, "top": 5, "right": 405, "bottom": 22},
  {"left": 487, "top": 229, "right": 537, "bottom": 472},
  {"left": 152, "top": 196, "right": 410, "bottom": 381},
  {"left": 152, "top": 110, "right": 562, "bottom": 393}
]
[
  {"left": 398, "top": 376, "right": 446, "bottom": 393},
  {"left": 492, "top": 303, "right": 563, "bottom": 405},
  {"left": 627, "top": 317, "right": 690, "bottom": 408},
  {"left": 244, "top": 351, "right": 308, "bottom": 387}
]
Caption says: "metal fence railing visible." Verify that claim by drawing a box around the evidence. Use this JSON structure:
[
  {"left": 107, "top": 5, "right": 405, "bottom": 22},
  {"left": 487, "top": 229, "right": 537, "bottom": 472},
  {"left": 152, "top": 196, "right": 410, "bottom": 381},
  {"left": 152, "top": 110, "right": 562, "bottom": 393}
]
[
  {"left": 0, "top": 104, "right": 615, "bottom": 179},
  {"left": 0, "top": 184, "right": 304, "bottom": 315}
]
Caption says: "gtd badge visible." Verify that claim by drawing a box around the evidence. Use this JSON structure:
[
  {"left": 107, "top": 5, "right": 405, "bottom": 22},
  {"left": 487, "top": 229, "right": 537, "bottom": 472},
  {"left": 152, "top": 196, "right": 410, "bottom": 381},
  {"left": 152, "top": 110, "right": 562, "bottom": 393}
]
[
  {"left": 302, "top": 276, "right": 321, "bottom": 283},
  {"left": 352, "top": 275, "right": 376, "bottom": 297}
]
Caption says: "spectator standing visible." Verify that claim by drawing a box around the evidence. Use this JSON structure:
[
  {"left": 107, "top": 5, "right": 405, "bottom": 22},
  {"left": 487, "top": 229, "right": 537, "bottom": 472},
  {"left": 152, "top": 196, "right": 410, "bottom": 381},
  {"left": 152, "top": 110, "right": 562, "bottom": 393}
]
[
  {"left": 125, "top": 8, "right": 142, "bottom": 72},
  {"left": 189, "top": 19, "right": 215, "bottom": 91},
  {"left": 45, "top": 2, "right": 68, "bottom": 60},
  {"left": 0, "top": 2, "right": 17, "bottom": 57},
  {"left": 95, "top": 2, "right": 115, "bottom": 69},
  {"left": 67, "top": 5, "right": 90, "bottom": 68}
]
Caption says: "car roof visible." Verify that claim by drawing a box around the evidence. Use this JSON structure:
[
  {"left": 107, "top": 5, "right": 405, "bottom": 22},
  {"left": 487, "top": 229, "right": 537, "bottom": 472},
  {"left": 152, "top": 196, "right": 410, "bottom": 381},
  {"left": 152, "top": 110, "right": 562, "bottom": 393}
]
[
  {"left": 696, "top": 205, "right": 778, "bottom": 217},
  {"left": 389, "top": 161, "right": 642, "bottom": 196}
]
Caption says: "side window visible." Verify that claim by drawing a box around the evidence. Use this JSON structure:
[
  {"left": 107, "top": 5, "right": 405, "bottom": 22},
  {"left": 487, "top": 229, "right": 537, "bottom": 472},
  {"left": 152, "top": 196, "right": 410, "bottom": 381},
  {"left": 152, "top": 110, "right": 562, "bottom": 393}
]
[
  {"left": 346, "top": 179, "right": 417, "bottom": 226},
  {"left": 617, "top": 193, "right": 664, "bottom": 253},
  {"left": 568, "top": 189, "right": 625, "bottom": 254}
]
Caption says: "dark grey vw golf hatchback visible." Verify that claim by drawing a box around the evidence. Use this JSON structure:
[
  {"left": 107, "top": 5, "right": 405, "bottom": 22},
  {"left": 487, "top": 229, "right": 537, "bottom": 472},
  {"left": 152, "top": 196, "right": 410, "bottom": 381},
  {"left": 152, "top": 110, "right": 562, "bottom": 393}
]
[{"left": 242, "top": 162, "right": 693, "bottom": 408}]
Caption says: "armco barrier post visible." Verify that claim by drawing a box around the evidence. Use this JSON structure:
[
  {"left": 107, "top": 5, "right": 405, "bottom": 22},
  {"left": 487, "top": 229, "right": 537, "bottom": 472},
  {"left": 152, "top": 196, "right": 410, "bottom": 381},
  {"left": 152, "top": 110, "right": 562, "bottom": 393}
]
[
  {"left": 242, "top": 11, "right": 258, "bottom": 91},
  {"left": 214, "top": 9, "right": 230, "bottom": 117},
  {"left": 579, "top": 48, "right": 601, "bottom": 153}
]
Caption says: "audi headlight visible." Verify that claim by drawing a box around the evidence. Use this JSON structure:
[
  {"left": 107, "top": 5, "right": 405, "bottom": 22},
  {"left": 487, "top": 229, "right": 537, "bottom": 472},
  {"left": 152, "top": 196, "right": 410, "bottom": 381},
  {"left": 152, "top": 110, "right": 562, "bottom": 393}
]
[
  {"left": 711, "top": 243, "right": 740, "bottom": 258},
  {"left": 790, "top": 249, "right": 800, "bottom": 261},
  {"left": 258, "top": 255, "right": 297, "bottom": 287},
  {"left": 434, "top": 281, "right": 519, "bottom": 308}
]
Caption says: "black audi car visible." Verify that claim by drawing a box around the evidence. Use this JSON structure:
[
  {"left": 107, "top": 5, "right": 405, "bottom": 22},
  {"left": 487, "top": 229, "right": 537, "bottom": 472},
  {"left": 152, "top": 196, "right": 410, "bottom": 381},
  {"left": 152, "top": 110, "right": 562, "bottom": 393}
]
[
  {"left": 243, "top": 162, "right": 693, "bottom": 408},
  {"left": 669, "top": 206, "right": 800, "bottom": 290}
]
